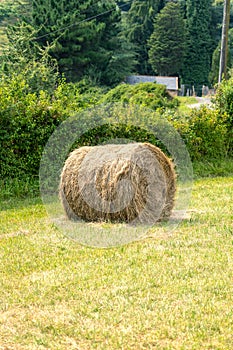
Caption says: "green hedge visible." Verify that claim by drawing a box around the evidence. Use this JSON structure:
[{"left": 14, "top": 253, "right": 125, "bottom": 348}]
[
  {"left": 0, "top": 76, "right": 232, "bottom": 180},
  {"left": 213, "top": 79, "right": 233, "bottom": 155},
  {"left": 170, "top": 106, "right": 229, "bottom": 160},
  {"left": 100, "top": 82, "right": 179, "bottom": 111},
  {"left": 0, "top": 77, "right": 101, "bottom": 178}
]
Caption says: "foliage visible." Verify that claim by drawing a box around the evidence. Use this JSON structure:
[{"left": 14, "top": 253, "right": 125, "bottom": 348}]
[
  {"left": 209, "top": 28, "right": 233, "bottom": 85},
  {"left": 192, "top": 156, "right": 233, "bottom": 178},
  {"left": 1, "top": 53, "right": 232, "bottom": 181},
  {"left": 72, "top": 124, "right": 164, "bottom": 161},
  {"left": 0, "top": 22, "right": 59, "bottom": 94},
  {"left": 0, "top": 0, "right": 14, "bottom": 23},
  {"left": 148, "top": 2, "right": 185, "bottom": 76},
  {"left": 0, "top": 0, "right": 30, "bottom": 19},
  {"left": 0, "top": 0, "right": 29, "bottom": 26},
  {"left": 0, "top": 76, "right": 100, "bottom": 179},
  {"left": 209, "top": 42, "right": 221, "bottom": 85},
  {"left": 213, "top": 78, "right": 233, "bottom": 154},
  {"left": 74, "top": 93, "right": 230, "bottom": 163},
  {"left": 101, "top": 82, "right": 179, "bottom": 110},
  {"left": 210, "top": 1, "right": 225, "bottom": 46},
  {"left": 29, "top": 0, "right": 135, "bottom": 86},
  {"left": 0, "top": 176, "right": 39, "bottom": 200},
  {"left": 124, "top": 0, "right": 164, "bottom": 74},
  {"left": 73, "top": 78, "right": 108, "bottom": 107},
  {"left": 214, "top": 79, "right": 233, "bottom": 120},
  {"left": 0, "top": 0, "right": 31, "bottom": 51},
  {"left": 182, "top": 0, "right": 213, "bottom": 88},
  {"left": 1, "top": 0, "right": 232, "bottom": 88},
  {"left": 171, "top": 106, "right": 229, "bottom": 160}
]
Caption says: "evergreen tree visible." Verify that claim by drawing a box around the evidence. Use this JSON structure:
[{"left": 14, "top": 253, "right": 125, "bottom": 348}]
[
  {"left": 125, "top": 0, "right": 165, "bottom": 74},
  {"left": 0, "top": 0, "right": 31, "bottom": 51},
  {"left": 209, "top": 27, "right": 233, "bottom": 86},
  {"left": 148, "top": 2, "right": 185, "bottom": 76},
  {"left": 0, "top": 22, "right": 58, "bottom": 94},
  {"left": 211, "top": 1, "right": 224, "bottom": 46},
  {"left": 30, "top": 0, "right": 135, "bottom": 85},
  {"left": 209, "top": 43, "right": 221, "bottom": 85},
  {"left": 115, "top": 0, "right": 133, "bottom": 12},
  {"left": 182, "top": 0, "right": 213, "bottom": 90}
]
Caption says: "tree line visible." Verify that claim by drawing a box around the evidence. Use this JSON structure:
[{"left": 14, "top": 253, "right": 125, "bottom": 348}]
[{"left": 0, "top": 0, "right": 232, "bottom": 89}]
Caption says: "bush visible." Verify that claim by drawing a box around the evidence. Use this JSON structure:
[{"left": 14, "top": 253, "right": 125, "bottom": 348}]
[
  {"left": 0, "top": 76, "right": 100, "bottom": 179},
  {"left": 101, "top": 82, "right": 179, "bottom": 111},
  {"left": 214, "top": 78, "right": 233, "bottom": 120},
  {"left": 1, "top": 73, "right": 231, "bottom": 181},
  {"left": 75, "top": 123, "right": 164, "bottom": 151},
  {"left": 170, "top": 106, "right": 228, "bottom": 160},
  {"left": 213, "top": 79, "right": 233, "bottom": 155}
]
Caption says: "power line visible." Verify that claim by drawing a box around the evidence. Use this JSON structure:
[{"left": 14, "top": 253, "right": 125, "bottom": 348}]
[{"left": 32, "top": 1, "right": 132, "bottom": 42}]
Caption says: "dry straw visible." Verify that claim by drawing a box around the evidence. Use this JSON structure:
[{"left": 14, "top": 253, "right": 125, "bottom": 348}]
[{"left": 59, "top": 143, "right": 176, "bottom": 224}]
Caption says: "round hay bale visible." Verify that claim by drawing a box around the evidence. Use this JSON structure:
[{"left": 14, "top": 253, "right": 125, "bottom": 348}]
[{"left": 59, "top": 143, "right": 176, "bottom": 224}]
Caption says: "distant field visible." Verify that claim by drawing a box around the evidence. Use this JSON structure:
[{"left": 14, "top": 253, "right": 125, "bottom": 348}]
[{"left": 0, "top": 176, "right": 233, "bottom": 349}]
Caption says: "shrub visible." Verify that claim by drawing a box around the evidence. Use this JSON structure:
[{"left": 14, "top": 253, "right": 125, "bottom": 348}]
[
  {"left": 101, "top": 82, "right": 179, "bottom": 111},
  {"left": 1, "top": 74, "right": 231, "bottom": 181},
  {"left": 214, "top": 78, "right": 233, "bottom": 121},
  {"left": 170, "top": 106, "right": 228, "bottom": 160},
  {"left": 0, "top": 76, "right": 99, "bottom": 179},
  {"left": 75, "top": 123, "right": 164, "bottom": 151},
  {"left": 213, "top": 79, "right": 233, "bottom": 155}
]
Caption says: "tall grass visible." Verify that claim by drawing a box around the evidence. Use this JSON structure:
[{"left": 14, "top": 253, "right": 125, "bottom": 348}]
[
  {"left": 0, "top": 158, "right": 232, "bottom": 201},
  {"left": 193, "top": 157, "right": 233, "bottom": 178},
  {"left": 0, "top": 176, "right": 39, "bottom": 200}
]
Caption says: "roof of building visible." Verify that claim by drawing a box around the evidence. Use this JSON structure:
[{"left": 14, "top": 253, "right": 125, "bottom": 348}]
[{"left": 126, "top": 75, "right": 179, "bottom": 90}]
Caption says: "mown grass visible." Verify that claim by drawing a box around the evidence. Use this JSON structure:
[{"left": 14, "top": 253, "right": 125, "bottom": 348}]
[{"left": 0, "top": 170, "right": 233, "bottom": 349}]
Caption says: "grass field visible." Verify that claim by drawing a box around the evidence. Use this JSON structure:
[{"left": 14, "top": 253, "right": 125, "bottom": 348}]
[{"left": 0, "top": 172, "right": 233, "bottom": 349}]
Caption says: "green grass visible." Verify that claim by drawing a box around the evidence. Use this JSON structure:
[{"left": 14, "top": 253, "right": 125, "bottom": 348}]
[
  {"left": 0, "top": 174, "right": 233, "bottom": 349},
  {"left": 1, "top": 158, "right": 232, "bottom": 201},
  {"left": 176, "top": 96, "right": 198, "bottom": 114},
  {"left": 176, "top": 96, "right": 198, "bottom": 105},
  {"left": 0, "top": 176, "right": 39, "bottom": 200},
  {"left": 192, "top": 157, "right": 233, "bottom": 179}
]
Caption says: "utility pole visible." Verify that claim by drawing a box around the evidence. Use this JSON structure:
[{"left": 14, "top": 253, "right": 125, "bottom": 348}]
[{"left": 218, "top": 0, "right": 231, "bottom": 83}]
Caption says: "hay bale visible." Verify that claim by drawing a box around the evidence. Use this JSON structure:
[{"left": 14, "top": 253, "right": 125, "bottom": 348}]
[{"left": 59, "top": 143, "right": 176, "bottom": 224}]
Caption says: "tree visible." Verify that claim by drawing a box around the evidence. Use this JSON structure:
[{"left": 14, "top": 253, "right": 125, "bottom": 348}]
[
  {"left": 124, "top": 0, "right": 165, "bottom": 74},
  {"left": 115, "top": 0, "right": 133, "bottom": 12},
  {"left": 209, "top": 43, "right": 221, "bottom": 85},
  {"left": 182, "top": 0, "right": 213, "bottom": 90},
  {"left": 209, "top": 40, "right": 233, "bottom": 85},
  {"left": 29, "top": 0, "right": 135, "bottom": 85},
  {"left": 0, "top": 22, "right": 58, "bottom": 94},
  {"left": 148, "top": 2, "right": 185, "bottom": 76},
  {"left": 0, "top": 0, "right": 31, "bottom": 52}
]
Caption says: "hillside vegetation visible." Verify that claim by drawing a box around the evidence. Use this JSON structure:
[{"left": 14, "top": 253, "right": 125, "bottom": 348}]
[{"left": 0, "top": 0, "right": 233, "bottom": 87}]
